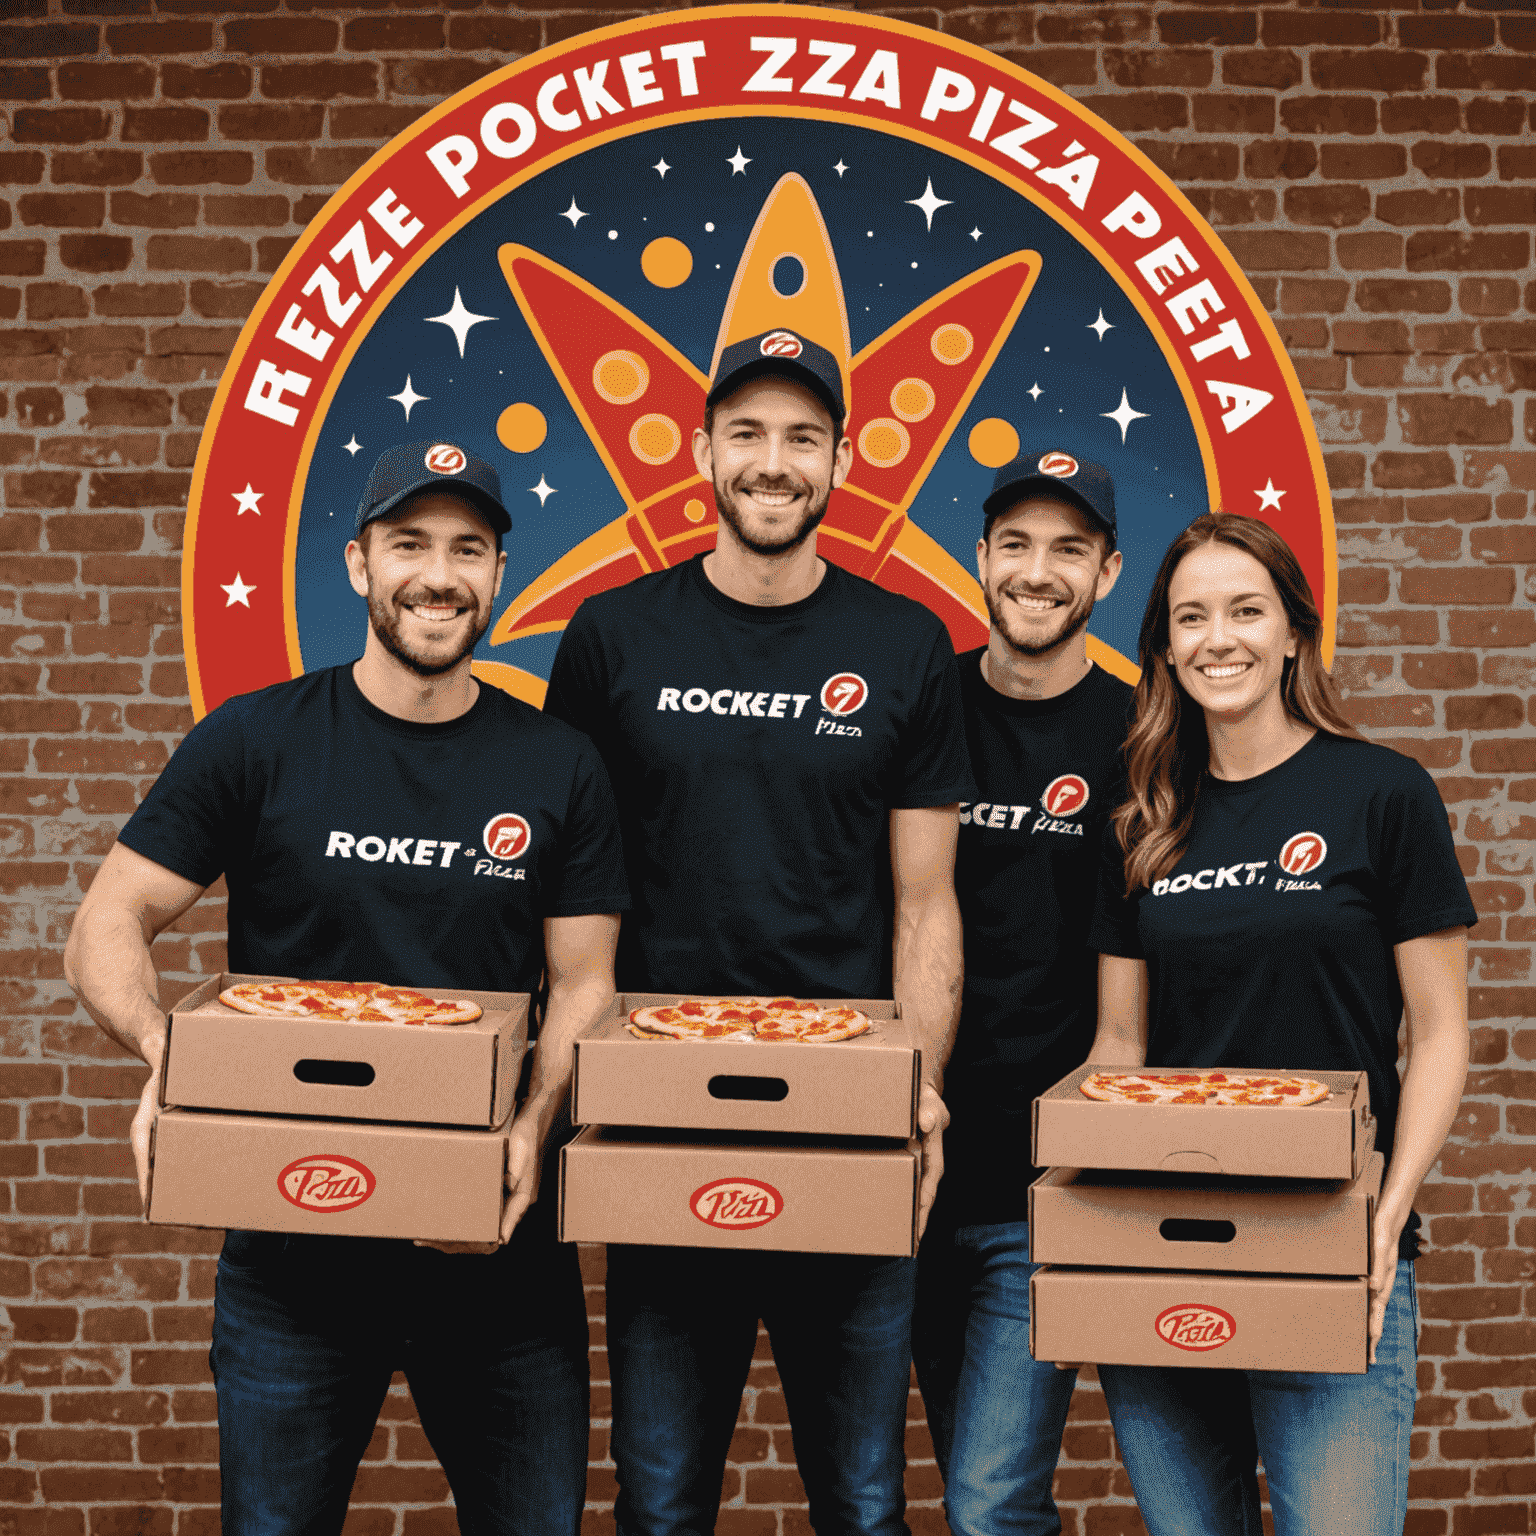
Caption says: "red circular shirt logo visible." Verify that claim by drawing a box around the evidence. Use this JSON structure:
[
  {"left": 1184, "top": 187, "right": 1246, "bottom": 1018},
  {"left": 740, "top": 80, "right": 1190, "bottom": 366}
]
[
  {"left": 1042, "top": 773, "right": 1090, "bottom": 817},
  {"left": 1037, "top": 451, "right": 1079, "bottom": 478},
  {"left": 278, "top": 1154, "right": 375, "bottom": 1212},
  {"left": 482, "top": 812, "right": 532, "bottom": 861},
  {"left": 820, "top": 672, "right": 868, "bottom": 716},
  {"left": 760, "top": 330, "right": 804, "bottom": 358},
  {"left": 425, "top": 443, "right": 467, "bottom": 474},
  {"left": 691, "top": 1177, "right": 783, "bottom": 1229},
  {"left": 1279, "top": 832, "right": 1327, "bottom": 875},
  {"left": 1156, "top": 1303, "right": 1236, "bottom": 1352}
]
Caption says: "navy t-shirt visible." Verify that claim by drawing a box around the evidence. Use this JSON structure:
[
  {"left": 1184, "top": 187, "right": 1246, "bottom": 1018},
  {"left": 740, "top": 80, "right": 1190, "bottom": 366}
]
[
  {"left": 544, "top": 554, "right": 975, "bottom": 996},
  {"left": 1089, "top": 730, "right": 1475, "bottom": 1258},
  {"left": 119, "top": 665, "right": 630, "bottom": 1004},
  {"left": 941, "top": 654, "right": 1134, "bottom": 1224}
]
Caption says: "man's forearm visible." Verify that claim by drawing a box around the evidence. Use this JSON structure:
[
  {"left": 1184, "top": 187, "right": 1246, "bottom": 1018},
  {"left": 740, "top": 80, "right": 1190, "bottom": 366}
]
[
  {"left": 894, "top": 888, "right": 962, "bottom": 1092},
  {"left": 519, "top": 973, "right": 615, "bottom": 1135},
  {"left": 64, "top": 904, "right": 170, "bottom": 1066}
]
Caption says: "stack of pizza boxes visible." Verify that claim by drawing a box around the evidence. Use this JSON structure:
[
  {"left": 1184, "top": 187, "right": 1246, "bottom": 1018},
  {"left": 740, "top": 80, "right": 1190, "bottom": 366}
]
[
  {"left": 560, "top": 996, "right": 925, "bottom": 1256},
  {"left": 1028, "top": 1065, "right": 1381, "bottom": 1373},
  {"left": 145, "top": 973, "right": 529, "bottom": 1244}
]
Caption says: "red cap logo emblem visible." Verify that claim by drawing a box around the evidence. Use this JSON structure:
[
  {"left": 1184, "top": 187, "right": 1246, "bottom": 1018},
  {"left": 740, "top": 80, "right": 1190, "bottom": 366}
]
[
  {"left": 278, "top": 1154, "right": 375, "bottom": 1213},
  {"left": 1042, "top": 773, "right": 1090, "bottom": 817},
  {"left": 820, "top": 672, "right": 868, "bottom": 716},
  {"left": 1279, "top": 832, "right": 1327, "bottom": 875},
  {"left": 1156, "top": 1303, "right": 1236, "bottom": 1352},
  {"left": 760, "top": 330, "right": 804, "bottom": 358},
  {"left": 425, "top": 443, "right": 467, "bottom": 474},
  {"left": 1037, "top": 451, "right": 1079, "bottom": 478},
  {"left": 482, "top": 812, "right": 531, "bottom": 861},
  {"left": 691, "top": 1177, "right": 783, "bottom": 1230}
]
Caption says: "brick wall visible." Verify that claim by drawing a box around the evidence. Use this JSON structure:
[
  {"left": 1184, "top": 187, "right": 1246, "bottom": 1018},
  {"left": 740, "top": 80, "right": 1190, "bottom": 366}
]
[{"left": 1, "top": 5, "right": 1531, "bottom": 1535}]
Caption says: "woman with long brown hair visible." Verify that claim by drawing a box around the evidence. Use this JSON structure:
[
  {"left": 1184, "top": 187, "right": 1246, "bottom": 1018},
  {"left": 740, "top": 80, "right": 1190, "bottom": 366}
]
[{"left": 1086, "top": 512, "right": 1473, "bottom": 1536}]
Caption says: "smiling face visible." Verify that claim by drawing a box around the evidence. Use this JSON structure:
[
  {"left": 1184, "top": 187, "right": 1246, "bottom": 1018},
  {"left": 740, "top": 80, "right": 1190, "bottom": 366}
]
[
  {"left": 977, "top": 496, "right": 1121, "bottom": 658},
  {"left": 693, "top": 376, "right": 852, "bottom": 558},
  {"left": 1165, "top": 540, "right": 1298, "bottom": 723},
  {"left": 345, "top": 492, "right": 506, "bottom": 678}
]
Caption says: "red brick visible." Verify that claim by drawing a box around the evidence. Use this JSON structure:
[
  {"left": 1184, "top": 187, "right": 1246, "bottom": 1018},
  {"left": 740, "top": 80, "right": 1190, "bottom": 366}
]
[
  {"left": 57, "top": 61, "right": 155, "bottom": 100},
  {"left": 1134, "top": 140, "right": 1240, "bottom": 183},
  {"left": 1073, "top": 92, "right": 1188, "bottom": 133},
  {"left": 19, "top": 193, "right": 106, "bottom": 229},
  {"left": 15, "top": 1427, "right": 133, "bottom": 1461},
  {"left": 123, "top": 106, "right": 209, "bottom": 145},
  {"left": 1261, "top": 11, "right": 1380, "bottom": 46},
  {"left": 1284, "top": 186, "right": 1370, "bottom": 228},
  {"left": 26, "top": 284, "right": 91, "bottom": 322},
  {"left": 260, "top": 61, "right": 378, "bottom": 99},
  {"left": 1472, "top": 743, "right": 1536, "bottom": 776},
  {"left": 12, "top": 108, "right": 110, "bottom": 145},
  {"left": 60, "top": 236, "right": 134, "bottom": 275},
  {"left": 343, "top": 15, "right": 445, "bottom": 51},
  {"left": 0, "top": 241, "right": 49, "bottom": 278},
  {"left": 1467, "top": 187, "right": 1536, "bottom": 228},
  {"left": 1319, "top": 143, "right": 1406, "bottom": 182},
  {"left": 1280, "top": 95, "right": 1376, "bottom": 137},
  {"left": 265, "top": 146, "right": 373, "bottom": 187},
  {"left": 1223, "top": 49, "right": 1302, "bottom": 90},
  {"left": 147, "top": 150, "right": 252, "bottom": 188},
  {"left": 1410, "top": 232, "right": 1530, "bottom": 273},
  {"left": 0, "top": 65, "right": 52, "bottom": 100},
  {"left": 1354, "top": 279, "right": 1451, "bottom": 315},
  {"left": 1467, "top": 98, "right": 1527, "bottom": 138},
  {"left": 0, "top": 151, "right": 46, "bottom": 186},
  {"left": 1373, "top": 453, "right": 1456, "bottom": 491},
  {"left": 1399, "top": 395, "right": 1514, "bottom": 448},
  {"left": 1104, "top": 50, "right": 1212, "bottom": 89},
  {"left": 161, "top": 62, "right": 251, "bottom": 100},
  {"left": 444, "top": 16, "right": 543, "bottom": 55},
  {"left": 93, "top": 283, "right": 185, "bottom": 320},
  {"left": 224, "top": 16, "right": 337, "bottom": 51},
  {"left": 1437, "top": 54, "right": 1533, "bottom": 93},
  {"left": 1377, "top": 189, "right": 1460, "bottom": 228}
]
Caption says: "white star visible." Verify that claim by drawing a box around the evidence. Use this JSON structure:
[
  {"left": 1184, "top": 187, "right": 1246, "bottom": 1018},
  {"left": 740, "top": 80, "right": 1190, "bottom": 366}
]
[
  {"left": 343, "top": 436, "right": 362, "bottom": 457},
  {"left": 231, "top": 484, "right": 263, "bottom": 516},
  {"left": 970, "top": 227, "right": 982, "bottom": 242},
  {"left": 1088, "top": 309, "right": 1115, "bottom": 342},
  {"left": 1102, "top": 387, "right": 1150, "bottom": 443},
  {"left": 1255, "top": 478, "right": 1287, "bottom": 511},
  {"left": 529, "top": 476, "right": 557, "bottom": 507},
  {"left": 653, "top": 157, "right": 671, "bottom": 178},
  {"left": 1027, "top": 383, "right": 1043, "bottom": 402},
  {"left": 834, "top": 160, "right": 848, "bottom": 177},
  {"left": 425, "top": 288, "right": 495, "bottom": 358},
  {"left": 906, "top": 178, "right": 953, "bottom": 231},
  {"left": 560, "top": 198, "right": 587, "bottom": 228},
  {"left": 221, "top": 573, "right": 255, "bottom": 608},
  {"left": 727, "top": 146, "right": 752, "bottom": 175},
  {"left": 389, "top": 375, "right": 429, "bottom": 422}
]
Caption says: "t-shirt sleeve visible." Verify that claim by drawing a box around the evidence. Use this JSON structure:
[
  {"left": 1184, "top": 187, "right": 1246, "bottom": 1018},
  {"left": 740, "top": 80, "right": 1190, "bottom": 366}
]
[
  {"left": 543, "top": 605, "right": 609, "bottom": 750},
  {"left": 1087, "top": 818, "right": 1144, "bottom": 958},
  {"left": 116, "top": 701, "right": 248, "bottom": 889},
  {"left": 548, "top": 737, "right": 632, "bottom": 917},
  {"left": 889, "top": 626, "right": 977, "bottom": 808},
  {"left": 1372, "top": 756, "right": 1478, "bottom": 943}
]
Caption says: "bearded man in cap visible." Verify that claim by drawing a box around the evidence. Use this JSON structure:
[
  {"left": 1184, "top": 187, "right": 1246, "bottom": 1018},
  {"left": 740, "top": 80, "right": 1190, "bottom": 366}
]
[
  {"left": 912, "top": 449, "right": 1129, "bottom": 1536},
  {"left": 65, "top": 441, "right": 629, "bottom": 1536},
  {"left": 544, "top": 332, "right": 975, "bottom": 1536}
]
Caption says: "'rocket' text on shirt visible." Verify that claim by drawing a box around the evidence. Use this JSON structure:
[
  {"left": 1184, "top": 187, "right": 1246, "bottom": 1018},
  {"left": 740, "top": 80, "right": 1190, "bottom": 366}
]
[
  {"left": 657, "top": 687, "right": 813, "bottom": 718},
  {"left": 1152, "top": 861, "right": 1268, "bottom": 895}
]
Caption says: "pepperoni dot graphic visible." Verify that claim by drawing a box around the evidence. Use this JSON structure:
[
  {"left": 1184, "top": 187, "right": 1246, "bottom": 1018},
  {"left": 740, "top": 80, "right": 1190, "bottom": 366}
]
[
  {"left": 630, "top": 413, "right": 681, "bottom": 466},
  {"left": 641, "top": 237, "right": 693, "bottom": 289},
  {"left": 969, "top": 417, "right": 1020, "bottom": 468},
  {"left": 683, "top": 497, "right": 707, "bottom": 523},
  {"left": 931, "top": 322, "right": 974, "bottom": 365},
  {"left": 496, "top": 402, "right": 548, "bottom": 453},
  {"left": 890, "top": 377, "right": 935, "bottom": 423},
  {"left": 594, "top": 349, "right": 649, "bottom": 405},
  {"left": 858, "top": 417, "right": 911, "bottom": 469}
]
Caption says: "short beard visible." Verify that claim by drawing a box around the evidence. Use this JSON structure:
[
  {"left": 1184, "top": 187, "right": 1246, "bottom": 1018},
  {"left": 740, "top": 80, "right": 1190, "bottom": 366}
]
[
  {"left": 714, "top": 475, "right": 829, "bottom": 558},
  {"left": 367, "top": 586, "right": 490, "bottom": 678},
  {"left": 985, "top": 581, "right": 1095, "bottom": 659}
]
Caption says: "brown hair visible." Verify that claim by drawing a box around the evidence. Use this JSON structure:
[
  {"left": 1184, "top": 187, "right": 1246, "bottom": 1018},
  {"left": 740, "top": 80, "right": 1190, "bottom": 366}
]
[{"left": 1113, "top": 512, "right": 1360, "bottom": 890}]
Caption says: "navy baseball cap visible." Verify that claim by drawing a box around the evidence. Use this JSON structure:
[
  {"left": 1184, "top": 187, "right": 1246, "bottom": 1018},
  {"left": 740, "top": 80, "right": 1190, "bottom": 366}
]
[
  {"left": 982, "top": 449, "right": 1117, "bottom": 536},
  {"left": 706, "top": 328, "right": 846, "bottom": 425},
  {"left": 355, "top": 440, "right": 512, "bottom": 537}
]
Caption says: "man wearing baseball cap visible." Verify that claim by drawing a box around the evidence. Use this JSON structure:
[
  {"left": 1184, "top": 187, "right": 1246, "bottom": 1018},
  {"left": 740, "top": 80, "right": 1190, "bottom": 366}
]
[
  {"left": 65, "top": 440, "right": 630, "bottom": 1536},
  {"left": 911, "top": 448, "right": 1130, "bottom": 1536},
  {"left": 545, "top": 333, "right": 973, "bottom": 1536}
]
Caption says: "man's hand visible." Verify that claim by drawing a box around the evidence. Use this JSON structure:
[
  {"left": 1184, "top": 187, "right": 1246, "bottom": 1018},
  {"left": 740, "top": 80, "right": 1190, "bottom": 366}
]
[
  {"left": 1367, "top": 1205, "right": 1405, "bottom": 1366},
  {"left": 916, "top": 1080, "right": 949, "bottom": 1241},
  {"left": 130, "top": 1033, "right": 165, "bottom": 1214},
  {"left": 414, "top": 1104, "right": 548, "bottom": 1257}
]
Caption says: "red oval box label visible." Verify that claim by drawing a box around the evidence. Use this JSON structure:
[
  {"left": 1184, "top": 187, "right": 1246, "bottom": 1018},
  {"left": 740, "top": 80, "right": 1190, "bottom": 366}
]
[
  {"left": 278, "top": 1154, "right": 375, "bottom": 1213},
  {"left": 1155, "top": 1303, "right": 1236, "bottom": 1352},
  {"left": 690, "top": 1177, "right": 783, "bottom": 1230}
]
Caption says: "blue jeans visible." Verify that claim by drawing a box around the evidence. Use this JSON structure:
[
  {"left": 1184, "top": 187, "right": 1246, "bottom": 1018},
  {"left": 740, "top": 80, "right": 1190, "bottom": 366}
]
[
  {"left": 210, "top": 1192, "right": 590, "bottom": 1536},
  {"left": 912, "top": 1219, "right": 1078, "bottom": 1536},
  {"left": 1098, "top": 1260, "right": 1418, "bottom": 1536},
  {"left": 606, "top": 1243, "right": 917, "bottom": 1536}
]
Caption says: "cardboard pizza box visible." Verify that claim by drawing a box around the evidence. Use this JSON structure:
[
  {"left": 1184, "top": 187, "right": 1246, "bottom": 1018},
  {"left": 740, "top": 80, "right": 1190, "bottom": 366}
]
[
  {"left": 1030, "top": 1266, "right": 1368, "bottom": 1374},
  {"left": 145, "top": 1107, "right": 508, "bottom": 1244},
  {"left": 559, "top": 1125, "right": 920, "bottom": 1256},
  {"left": 159, "top": 973, "right": 529, "bottom": 1129},
  {"left": 571, "top": 995, "right": 918, "bottom": 1138},
  {"left": 1032, "top": 1064, "right": 1375, "bottom": 1181},
  {"left": 1028, "top": 1152, "right": 1383, "bottom": 1277}
]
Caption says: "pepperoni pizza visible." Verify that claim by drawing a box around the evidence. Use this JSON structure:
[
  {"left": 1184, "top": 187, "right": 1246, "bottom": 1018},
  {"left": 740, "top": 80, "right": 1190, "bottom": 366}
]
[
  {"left": 627, "top": 998, "right": 874, "bottom": 1044},
  {"left": 218, "top": 979, "right": 483, "bottom": 1026},
  {"left": 1079, "top": 1069, "right": 1331, "bottom": 1106}
]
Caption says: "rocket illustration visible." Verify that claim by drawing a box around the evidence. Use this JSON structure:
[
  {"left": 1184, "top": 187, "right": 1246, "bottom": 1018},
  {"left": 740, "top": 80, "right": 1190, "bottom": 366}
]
[{"left": 479, "top": 174, "right": 1042, "bottom": 700}]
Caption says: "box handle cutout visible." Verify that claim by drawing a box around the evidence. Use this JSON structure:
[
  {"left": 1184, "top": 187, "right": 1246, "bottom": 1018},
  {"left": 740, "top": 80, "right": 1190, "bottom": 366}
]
[
  {"left": 708, "top": 1075, "right": 789, "bottom": 1102},
  {"left": 294, "top": 1059, "right": 376, "bottom": 1087},
  {"left": 1159, "top": 1218, "right": 1237, "bottom": 1244}
]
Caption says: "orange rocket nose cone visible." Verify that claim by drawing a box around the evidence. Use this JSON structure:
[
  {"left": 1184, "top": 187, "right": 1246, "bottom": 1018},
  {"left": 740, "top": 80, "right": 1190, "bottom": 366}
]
[{"left": 711, "top": 173, "right": 853, "bottom": 416}]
